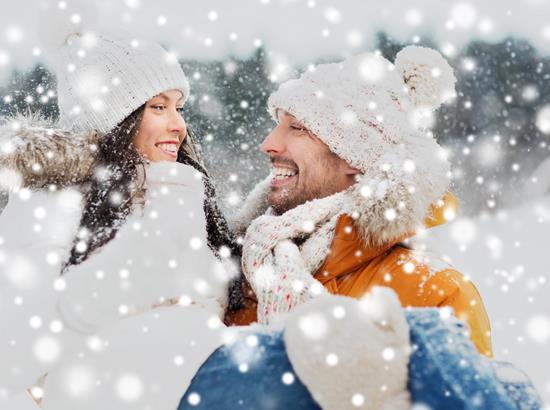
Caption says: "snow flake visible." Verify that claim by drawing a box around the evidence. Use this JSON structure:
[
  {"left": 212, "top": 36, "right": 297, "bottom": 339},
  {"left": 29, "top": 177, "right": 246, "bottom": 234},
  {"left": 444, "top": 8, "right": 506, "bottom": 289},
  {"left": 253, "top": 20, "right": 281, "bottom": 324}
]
[
  {"left": 118, "top": 304, "right": 129, "bottom": 315},
  {"left": 382, "top": 347, "right": 395, "bottom": 361},
  {"left": 324, "top": 7, "right": 342, "bottom": 24},
  {"left": 5, "top": 254, "right": 38, "bottom": 289},
  {"left": 156, "top": 15, "right": 167, "bottom": 26},
  {"left": 189, "top": 237, "right": 202, "bottom": 251},
  {"left": 346, "top": 30, "right": 363, "bottom": 47},
  {"left": 207, "top": 316, "right": 222, "bottom": 330},
  {"left": 30, "top": 386, "right": 44, "bottom": 400},
  {"left": 50, "top": 320, "right": 64, "bottom": 333},
  {"left": 29, "top": 315, "right": 43, "bottom": 329},
  {"left": 384, "top": 208, "right": 397, "bottom": 221},
  {"left": 207, "top": 10, "right": 219, "bottom": 21},
  {"left": 173, "top": 355, "right": 184, "bottom": 366},
  {"left": 124, "top": 0, "right": 141, "bottom": 8},
  {"left": 76, "top": 240, "right": 88, "bottom": 253},
  {"left": 536, "top": 105, "right": 550, "bottom": 134},
  {"left": 461, "top": 57, "right": 476, "bottom": 72},
  {"left": 332, "top": 305, "right": 346, "bottom": 319},
  {"left": 246, "top": 335, "right": 259, "bottom": 347},
  {"left": 405, "top": 9, "right": 423, "bottom": 26},
  {"left": 403, "top": 262, "right": 415, "bottom": 273},
  {"left": 33, "top": 335, "right": 61, "bottom": 363},
  {"left": 526, "top": 315, "right": 550, "bottom": 344},
  {"left": 116, "top": 373, "right": 144, "bottom": 402},
  {"left": 6, "top": 25, "right": 24, "bottom": 43},
  {"left": 70, "top": 13, "right": 81, "bottom": 24},
  {"left": 298, "top": 313, "right": 328, "bottom": 340},
  {"left": 358, "top": 55, "right": 386, "bottom": 83},
  {"left": 325, "top": 353, "right": 338, "bottom": 366},
  {"left": 450, "top": 3, "right": 477, "bottom": 29},
  {"left": 282, "top": 372, "right": 295, "bottom": 385},
  {"left": 86, "top": 336, "right": 105, "bottom": 352},
  {"left": 351, "top": 393, "right": 365, "bottom": 407},
  {"left": 178, "top": 295, "right": 192, "bottom": 306},
  {"left": 439, "top": 306, "right": 453, "bottom": 320},
  {"left": 187, "top": 392, "right": 201, "bottom": 406}
]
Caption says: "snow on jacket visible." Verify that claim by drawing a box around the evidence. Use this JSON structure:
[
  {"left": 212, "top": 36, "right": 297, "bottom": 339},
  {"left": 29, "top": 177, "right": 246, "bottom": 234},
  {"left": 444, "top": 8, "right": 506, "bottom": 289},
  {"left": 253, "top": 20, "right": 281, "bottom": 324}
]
[
  {"left": 0, "top": 119, "right": 232, "bottom": 407},
  {"left": 228, "top": 174, "right": 493, "bottom": 357}
]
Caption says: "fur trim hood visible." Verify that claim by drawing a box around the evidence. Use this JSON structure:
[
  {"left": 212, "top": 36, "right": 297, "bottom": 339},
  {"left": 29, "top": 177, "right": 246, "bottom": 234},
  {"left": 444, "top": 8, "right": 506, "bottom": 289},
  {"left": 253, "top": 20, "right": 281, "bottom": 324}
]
[
  {"left": 0, "top": 115, "right": 98, "bottom": 191},
  {"left": 0, "top": 115, "right": 205, "bottom": 192}
]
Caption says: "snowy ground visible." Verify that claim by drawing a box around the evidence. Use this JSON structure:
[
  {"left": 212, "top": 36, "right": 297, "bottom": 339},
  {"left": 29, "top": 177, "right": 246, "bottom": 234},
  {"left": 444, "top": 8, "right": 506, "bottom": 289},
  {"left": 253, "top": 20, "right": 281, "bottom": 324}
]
[{"left": 417, "top": 193, "right": 550, "bottom": 407}]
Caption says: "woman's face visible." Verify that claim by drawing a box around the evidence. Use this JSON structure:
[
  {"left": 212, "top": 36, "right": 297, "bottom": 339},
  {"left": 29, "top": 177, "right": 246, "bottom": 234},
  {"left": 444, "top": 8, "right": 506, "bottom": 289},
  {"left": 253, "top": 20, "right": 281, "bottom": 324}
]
[{"left": 133, "top": 89, "right": 187, "bottom": 162}]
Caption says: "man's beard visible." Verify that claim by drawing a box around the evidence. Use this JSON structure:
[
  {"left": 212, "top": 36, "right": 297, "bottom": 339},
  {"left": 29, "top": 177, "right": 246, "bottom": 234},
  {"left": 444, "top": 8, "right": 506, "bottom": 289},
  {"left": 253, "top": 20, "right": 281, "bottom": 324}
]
[
  {"left": 269, "top": 179, "right": 323, "bottom": 215},
  {"left": 269, "top": 153, "right": 346, "bottom": 215}
]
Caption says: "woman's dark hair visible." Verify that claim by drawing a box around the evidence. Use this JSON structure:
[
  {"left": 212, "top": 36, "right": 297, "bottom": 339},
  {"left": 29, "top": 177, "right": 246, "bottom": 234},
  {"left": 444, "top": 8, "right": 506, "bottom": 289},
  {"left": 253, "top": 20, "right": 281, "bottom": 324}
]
[
  {"left": 178, "top": 128, "right": 245, "bottom": 311},
  {"left": 61, "top": 108, "right": 246, "bottom": 310},
  {"left": 62, "top": 105, "right": 146, "bottom": 272}
]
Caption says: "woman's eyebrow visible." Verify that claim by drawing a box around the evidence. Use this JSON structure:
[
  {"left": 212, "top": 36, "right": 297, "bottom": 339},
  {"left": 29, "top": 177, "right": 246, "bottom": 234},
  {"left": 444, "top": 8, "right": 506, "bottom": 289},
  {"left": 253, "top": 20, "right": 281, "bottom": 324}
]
[{"left": 155, "top": 93, "right": 184, "bottom": 103}]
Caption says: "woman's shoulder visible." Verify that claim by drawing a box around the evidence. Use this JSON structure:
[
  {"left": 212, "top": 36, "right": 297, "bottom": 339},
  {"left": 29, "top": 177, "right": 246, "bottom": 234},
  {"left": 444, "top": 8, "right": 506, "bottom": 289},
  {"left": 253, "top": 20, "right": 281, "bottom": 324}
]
[{"left": 0, "top": 187, "right": 83, "bottom": 249}]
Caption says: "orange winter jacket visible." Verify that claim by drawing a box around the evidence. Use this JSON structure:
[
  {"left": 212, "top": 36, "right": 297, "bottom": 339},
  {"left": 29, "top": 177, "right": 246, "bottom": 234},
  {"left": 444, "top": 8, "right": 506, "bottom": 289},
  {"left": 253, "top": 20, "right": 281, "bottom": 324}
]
[{"left": 226, "top": 195, "right": 493, "bottom": 357}]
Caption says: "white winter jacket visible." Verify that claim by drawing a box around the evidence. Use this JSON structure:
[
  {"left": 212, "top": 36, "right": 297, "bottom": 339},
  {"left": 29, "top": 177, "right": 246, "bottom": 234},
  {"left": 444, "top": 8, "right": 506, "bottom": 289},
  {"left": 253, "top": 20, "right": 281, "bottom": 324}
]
[{"left": 0, "top": 160, "right": 233, "bottom": 409}]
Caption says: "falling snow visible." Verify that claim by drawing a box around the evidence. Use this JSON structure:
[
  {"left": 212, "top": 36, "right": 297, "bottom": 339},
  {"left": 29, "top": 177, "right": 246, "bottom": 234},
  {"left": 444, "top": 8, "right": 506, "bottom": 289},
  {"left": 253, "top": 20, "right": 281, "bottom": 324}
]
[{"left": 0, "top": 0, "right": 549, "bottom": 408}]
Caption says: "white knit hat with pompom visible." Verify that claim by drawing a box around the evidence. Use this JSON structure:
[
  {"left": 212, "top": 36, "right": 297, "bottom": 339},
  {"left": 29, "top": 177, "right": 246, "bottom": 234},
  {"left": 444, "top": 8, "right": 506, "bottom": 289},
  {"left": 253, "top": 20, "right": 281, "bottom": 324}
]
[{"left": 267, "top": 45, "right": 456, "bottom": 175}]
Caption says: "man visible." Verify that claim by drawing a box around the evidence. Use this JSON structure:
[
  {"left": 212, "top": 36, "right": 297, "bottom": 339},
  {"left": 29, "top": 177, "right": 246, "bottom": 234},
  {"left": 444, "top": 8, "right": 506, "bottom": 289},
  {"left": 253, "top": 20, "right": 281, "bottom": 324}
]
[{"left": 226, "top": 45, "right": 492, "bottom": 357}]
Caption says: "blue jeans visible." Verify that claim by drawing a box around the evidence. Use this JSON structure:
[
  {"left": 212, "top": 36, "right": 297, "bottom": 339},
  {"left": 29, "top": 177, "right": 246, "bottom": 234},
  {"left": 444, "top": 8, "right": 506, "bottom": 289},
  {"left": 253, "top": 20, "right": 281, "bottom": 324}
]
[
  {"left": 178, "top": 330, "right": 320, "bottom": 409},
  {"left": 406, "top": 309, "right": 542, "bottom": 410},
  {"left": 179, "top": 309, "right": 542, "bottom": 410}
]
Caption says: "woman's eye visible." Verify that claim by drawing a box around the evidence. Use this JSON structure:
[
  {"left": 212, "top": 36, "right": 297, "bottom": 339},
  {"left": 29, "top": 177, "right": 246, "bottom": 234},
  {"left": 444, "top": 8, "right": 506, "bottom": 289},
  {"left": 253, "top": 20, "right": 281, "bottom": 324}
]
[
  {"left": 151, "top": 105, "right": 166, "bottom": 111},
  {"left": 176, "top": 107, "right": 185, "bottom": 115},
  {"left": 290, "top": 125, "right": 305, "bottom": 131}
]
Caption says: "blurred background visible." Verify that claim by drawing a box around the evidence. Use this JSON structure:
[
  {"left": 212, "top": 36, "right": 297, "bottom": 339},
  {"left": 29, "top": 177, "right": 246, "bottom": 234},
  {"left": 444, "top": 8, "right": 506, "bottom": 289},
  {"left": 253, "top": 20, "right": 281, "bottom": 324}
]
[{"left": 1, "top": 0, "right": 549, "bottom": 406}]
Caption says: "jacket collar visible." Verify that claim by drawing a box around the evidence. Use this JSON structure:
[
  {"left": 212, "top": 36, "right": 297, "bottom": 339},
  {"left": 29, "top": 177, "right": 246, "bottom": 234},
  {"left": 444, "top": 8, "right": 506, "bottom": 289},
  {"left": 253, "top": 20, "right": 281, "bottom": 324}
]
[{"left": 314, "top": 214, "right": 405, "bottom": 286}]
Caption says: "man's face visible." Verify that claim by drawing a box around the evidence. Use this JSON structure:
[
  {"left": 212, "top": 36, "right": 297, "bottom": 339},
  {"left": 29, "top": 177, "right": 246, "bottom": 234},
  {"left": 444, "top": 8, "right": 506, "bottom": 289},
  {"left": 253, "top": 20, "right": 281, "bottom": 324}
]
[{"left": 260, "top": 111, "right": 360, "bottom": 215}]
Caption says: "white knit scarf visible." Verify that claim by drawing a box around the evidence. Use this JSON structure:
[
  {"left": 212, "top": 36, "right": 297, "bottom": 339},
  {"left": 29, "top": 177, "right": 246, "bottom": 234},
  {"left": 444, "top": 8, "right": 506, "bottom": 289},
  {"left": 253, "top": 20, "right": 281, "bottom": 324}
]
[
  {"left": 233, "top": 152, "right": 450, "bottom": 324},
  {"left": 237, "top": 179, "right": 352, "bottom": 323}
]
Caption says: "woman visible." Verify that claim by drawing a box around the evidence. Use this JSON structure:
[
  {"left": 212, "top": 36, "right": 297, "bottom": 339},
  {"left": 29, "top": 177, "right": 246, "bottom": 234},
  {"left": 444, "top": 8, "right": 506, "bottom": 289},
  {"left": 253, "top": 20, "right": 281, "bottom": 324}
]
[{"left": 0, "top": 32, "right": 240, "bottom": 408}]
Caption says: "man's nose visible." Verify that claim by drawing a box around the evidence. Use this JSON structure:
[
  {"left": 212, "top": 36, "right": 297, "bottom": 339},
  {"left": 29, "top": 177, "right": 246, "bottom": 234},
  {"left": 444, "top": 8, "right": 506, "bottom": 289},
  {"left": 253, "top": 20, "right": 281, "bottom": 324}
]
[{"left": 260, "top": 127, "right": 285, "bottom": 155}]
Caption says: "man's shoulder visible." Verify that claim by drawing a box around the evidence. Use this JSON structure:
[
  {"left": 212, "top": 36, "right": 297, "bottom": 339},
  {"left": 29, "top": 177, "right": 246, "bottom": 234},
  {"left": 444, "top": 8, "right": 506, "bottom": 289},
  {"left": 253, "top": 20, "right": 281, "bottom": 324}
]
[{"left": 370, "top": 245, "right": 466, "bottom": 305}]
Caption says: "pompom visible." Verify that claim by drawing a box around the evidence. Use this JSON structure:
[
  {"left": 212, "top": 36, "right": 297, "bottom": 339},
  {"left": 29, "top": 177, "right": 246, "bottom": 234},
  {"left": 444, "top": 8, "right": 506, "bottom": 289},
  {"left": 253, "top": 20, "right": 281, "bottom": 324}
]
[
  {"left": 394, "top": 45, "right": 456, "bottom": 109},
  {"left": 37, "top": 0, "right": 98, "bottom": 53}
]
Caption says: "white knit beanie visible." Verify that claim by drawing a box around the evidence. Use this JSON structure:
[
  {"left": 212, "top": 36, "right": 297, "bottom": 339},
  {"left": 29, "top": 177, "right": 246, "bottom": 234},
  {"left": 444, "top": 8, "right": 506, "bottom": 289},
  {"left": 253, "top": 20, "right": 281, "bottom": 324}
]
[
  {"left": 53, "top": 33, "right": 189, "bottom": 134},
  {"left": 267, "top": 46, "right": 456, "bottom": 174}
]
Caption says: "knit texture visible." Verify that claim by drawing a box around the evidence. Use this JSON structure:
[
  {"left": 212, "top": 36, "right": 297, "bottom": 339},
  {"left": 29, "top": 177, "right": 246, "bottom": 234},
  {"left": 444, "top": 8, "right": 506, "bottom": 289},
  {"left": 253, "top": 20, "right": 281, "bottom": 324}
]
[
  {"left": 54, "top": 33, "right": 189, "bottom": 134},
  {"left": 267, "top": 46, "right": 456, "bottom": 174},
  {"left": 241, "top": 193, "right": 349, "bottom": 324}
]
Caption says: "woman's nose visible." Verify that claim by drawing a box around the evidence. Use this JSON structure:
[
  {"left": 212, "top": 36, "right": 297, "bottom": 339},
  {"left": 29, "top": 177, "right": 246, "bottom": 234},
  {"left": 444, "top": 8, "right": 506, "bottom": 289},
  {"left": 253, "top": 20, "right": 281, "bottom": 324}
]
[{"left": 169, "top": 110, "right": 187, "bottom": 141}]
